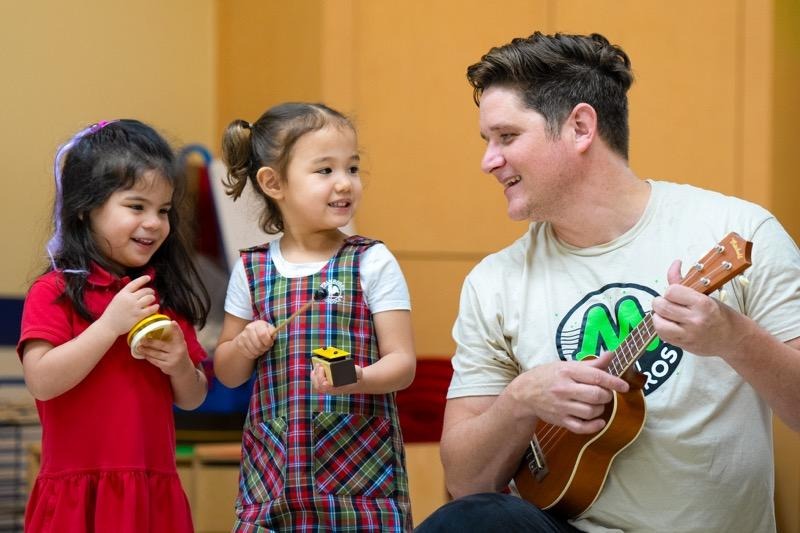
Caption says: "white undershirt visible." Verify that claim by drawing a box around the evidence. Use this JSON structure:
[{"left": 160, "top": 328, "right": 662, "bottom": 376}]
[{"left": 224, "top": 238, "right": 411, "bottom": 320}]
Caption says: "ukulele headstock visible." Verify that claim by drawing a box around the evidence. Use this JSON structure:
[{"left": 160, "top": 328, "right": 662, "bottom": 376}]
[{"left": 681, "top": 232, "right": 752, "bottom": 295}]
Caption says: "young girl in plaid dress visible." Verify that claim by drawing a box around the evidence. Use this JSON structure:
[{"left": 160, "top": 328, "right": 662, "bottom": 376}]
[{"left": 214, "top": 102, "right": 416, "bottom": 531}]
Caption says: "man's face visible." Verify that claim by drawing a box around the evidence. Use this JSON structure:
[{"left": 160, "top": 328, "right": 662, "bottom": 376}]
[{"left": 478, "top": 86, "right": 572, "bottom": 222}]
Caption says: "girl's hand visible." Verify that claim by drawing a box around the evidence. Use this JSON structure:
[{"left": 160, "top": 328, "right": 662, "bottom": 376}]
[
  {"left": 234, "top": 320, "right": 276, "bottom": 360},
  {"left": 311, "top": 363, "right": 364, "bottom": 395},
  {"left": 99, "top": 275, "right": 159, "bottom": 336},
  {"left": 137, "top": 321, "right": 195, "bottom": 377}
]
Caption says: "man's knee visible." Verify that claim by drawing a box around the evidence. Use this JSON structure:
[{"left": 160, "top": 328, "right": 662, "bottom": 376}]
[{"left": 414, "top": 492, "right": 559, "bottom": 532}]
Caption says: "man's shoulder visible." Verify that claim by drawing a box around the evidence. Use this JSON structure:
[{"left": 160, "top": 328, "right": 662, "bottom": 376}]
[
  {"left": 466, "top": 225, "right": 542, "bottom": 282},
  {"left": 654, "top": 179, "right": 772, "bottom": 218}
]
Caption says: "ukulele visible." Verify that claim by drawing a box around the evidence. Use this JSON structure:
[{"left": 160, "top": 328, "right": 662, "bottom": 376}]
[{"left": 513, "top": 232, "right": 753, "bottom": 518}]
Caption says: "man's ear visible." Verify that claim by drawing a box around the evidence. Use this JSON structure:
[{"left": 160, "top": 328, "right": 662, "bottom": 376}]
[
  {"left": 566, "top": 103, "right": 597, "bottom": 154},
  {"left": 256, "top": 166, "right": 283, "bottom": 200}
]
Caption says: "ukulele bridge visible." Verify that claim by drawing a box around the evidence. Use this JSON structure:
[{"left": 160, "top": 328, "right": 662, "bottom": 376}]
[{"left": 523, "top": 434, "right": 549, "bottom": 481}]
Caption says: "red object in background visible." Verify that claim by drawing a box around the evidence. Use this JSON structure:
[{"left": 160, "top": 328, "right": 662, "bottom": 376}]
[
  {"left": 194, "top": 164, "right": 224, "bottom": 266},
  {"left": 396, "top": 358, "right": 454, "bottom": 443}
]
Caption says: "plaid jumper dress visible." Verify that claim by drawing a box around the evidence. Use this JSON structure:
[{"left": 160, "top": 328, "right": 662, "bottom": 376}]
[{"left": 234, "top": 236, "right": 412, "bottom": 532}]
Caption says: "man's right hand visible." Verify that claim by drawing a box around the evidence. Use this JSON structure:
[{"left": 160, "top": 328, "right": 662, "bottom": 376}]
[{"left": 508, "top": 351, "right": 629, "bottom": 434}]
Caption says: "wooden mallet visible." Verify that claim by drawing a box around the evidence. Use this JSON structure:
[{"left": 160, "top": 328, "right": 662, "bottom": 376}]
[{"left": 273, "top": 287, "right": 328, "bottom": 335}]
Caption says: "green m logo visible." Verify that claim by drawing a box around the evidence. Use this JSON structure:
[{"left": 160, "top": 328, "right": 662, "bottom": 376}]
[
  {"left": 574, "top": 297, "right": 660, "bottom": 361},
  {"left": 557, "top": 283, "right": 683, "bottom": 394}
]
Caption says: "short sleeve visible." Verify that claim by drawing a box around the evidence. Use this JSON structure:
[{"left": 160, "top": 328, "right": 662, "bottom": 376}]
[
  {"left": 447, "top": 265, "right": 521, "bottom": 399},
  {"left": 17, "top": 275, "right": 73, "bottom": 359},
  {"left": 223, "top": 259, "right": 254, "bottom": 320},
  {"left": 739, "top": 217, "right": 800, "bottom": 342},
  {"left": 360, "top": 244, "right": 411, "bottom": 313}
]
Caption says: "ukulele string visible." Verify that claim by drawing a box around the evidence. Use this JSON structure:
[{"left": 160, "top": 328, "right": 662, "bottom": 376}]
[
  {"left": 539, "top": 425, "right": 570, "bottom": 454},
  {"left": 536, "top": 422, "right": 566, "bottom": 452}
]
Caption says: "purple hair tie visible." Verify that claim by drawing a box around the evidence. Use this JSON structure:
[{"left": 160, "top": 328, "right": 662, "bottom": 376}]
[
  {"left": 90, "top": 120, "right": 111, "bottom": 132},
  {"left": 46, "top": 120, "right": 117, "bottom": 273}
]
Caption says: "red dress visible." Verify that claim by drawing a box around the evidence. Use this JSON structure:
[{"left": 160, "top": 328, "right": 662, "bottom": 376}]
[{"left": 17, "top": 265, "right": 206, "bottom": 533}]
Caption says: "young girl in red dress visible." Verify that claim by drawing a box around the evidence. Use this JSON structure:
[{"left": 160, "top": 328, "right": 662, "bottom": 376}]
[{"left": 17, "top": 119, "right": 210, "bottom": 533}]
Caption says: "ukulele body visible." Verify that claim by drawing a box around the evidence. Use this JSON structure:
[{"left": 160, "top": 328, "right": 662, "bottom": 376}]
[{"left": 513, "top": 375, "right": 646, "bottom": 518}]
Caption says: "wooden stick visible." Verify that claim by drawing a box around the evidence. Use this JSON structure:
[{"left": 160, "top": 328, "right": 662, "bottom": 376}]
[{"left": 272, "top": 287, "right": 328, "bottom": 334}]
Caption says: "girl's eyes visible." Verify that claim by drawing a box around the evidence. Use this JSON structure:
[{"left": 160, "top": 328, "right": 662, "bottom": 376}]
[
  {"left": 315, "top": 167, "right": 360, "bottom": 175},
  {"left": 127, "top": 204, "right": 170, "bottom": 214},
  {"left": 499, "top": 133, "right": 517, "bottom": 144}
]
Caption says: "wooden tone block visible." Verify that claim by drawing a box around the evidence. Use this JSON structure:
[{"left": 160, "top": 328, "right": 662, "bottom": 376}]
[{"left": 311, "top": 347, "right": 357, "bottom": 387}]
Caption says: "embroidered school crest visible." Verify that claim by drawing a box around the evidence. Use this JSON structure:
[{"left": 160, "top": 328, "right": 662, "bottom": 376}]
[{"left": 320, "top": 279, "right": 345, "bottom": 304}]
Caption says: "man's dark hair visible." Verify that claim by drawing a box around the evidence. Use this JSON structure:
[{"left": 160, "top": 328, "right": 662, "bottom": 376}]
[{"left": 467, "top": 32, "right": 634, "bottom": 159}]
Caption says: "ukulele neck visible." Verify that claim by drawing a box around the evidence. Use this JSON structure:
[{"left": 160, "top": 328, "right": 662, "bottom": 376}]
[{"left": 607, "top": 312, "right": 656, "bottom": 377}]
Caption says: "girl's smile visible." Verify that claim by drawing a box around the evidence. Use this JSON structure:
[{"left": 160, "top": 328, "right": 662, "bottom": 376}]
[
  {"left": 277, "top": 125, "right": 362, "bottom": 235},
  {"left": 89, "top": 171, "right": 173, "bottom": 273}
]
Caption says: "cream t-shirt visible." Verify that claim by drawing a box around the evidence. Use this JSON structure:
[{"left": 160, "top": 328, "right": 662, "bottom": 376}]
[{"left": 448, "top": 180, "right": 800, "bottom": 532}]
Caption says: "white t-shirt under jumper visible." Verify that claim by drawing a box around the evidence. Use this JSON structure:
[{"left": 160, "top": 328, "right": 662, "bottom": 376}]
[
  {"left": 448, "top": 180, "right": 800, "bottom": 532},
  {"left": 224, "top": 238, "right": 411, "bottom": 320}
]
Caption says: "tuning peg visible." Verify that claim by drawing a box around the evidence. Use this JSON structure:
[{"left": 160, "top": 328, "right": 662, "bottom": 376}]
[
  {"left": 718, "top": 288, "right": 728, "bottom": 303},
  {"left": 738, "top": 275, "right": 750, "bottom": 287}
]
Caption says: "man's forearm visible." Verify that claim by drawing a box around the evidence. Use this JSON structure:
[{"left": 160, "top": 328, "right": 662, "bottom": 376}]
[
  {"left": 722, "top": 319, "right": 800, "bottom": 431},
  {"left": 440, "top": 392, "right": 537, "bottom": 498}
]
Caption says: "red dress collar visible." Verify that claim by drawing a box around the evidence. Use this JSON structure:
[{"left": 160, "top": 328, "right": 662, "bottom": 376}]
[{"left": 86, "top": 262, "right": 157, "bottom": 288}]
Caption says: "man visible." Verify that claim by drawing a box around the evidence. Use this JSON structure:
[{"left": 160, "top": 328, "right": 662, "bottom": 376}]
[{"left": 416, "top": 32, "right": 800, "bottom": 532}]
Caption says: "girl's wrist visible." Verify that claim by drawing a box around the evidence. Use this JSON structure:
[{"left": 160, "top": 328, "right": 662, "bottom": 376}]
[
  {"left": 92, "top": 316, "right": 126, "bottom": 342},
  {"left": 173, "top": 357, "right": 198, "bottom": 381}
]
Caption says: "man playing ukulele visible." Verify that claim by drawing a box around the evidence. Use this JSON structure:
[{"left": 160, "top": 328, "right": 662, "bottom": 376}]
[{"left": 416, "top": 32, "right": 800, "bottom": 533}]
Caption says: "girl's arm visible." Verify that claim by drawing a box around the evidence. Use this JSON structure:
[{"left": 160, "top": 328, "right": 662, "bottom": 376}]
[
  {"left": 22, "top": 322, "right": 122, "bottom": 401},
  {"left": 214, "top": 313, "right": 275, "bottom": 387},
  {"left": 170, "top": 363, "right": 208, "bottom": 410},
  {"left": 312, "top": 309, "right": 416, "bottom": 395},
  {"left": 137, "top": 323, "right": 208, "bottom": 410},
  {"left": 22, "top": 275, "right": 158, "bottom": 401}
]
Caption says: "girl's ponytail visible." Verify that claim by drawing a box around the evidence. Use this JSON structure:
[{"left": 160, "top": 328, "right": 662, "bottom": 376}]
[{"left": 220, "top": 119, "right": 253, "bottom": 200}]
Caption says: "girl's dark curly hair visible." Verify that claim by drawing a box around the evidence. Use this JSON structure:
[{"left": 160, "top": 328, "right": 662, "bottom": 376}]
[{"left": 48, "top": 119, "right": 209, "bottom": 327}]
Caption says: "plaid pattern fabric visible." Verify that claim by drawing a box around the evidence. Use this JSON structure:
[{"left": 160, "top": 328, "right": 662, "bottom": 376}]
[{"left": 234, "top": 236, "right": 412, "bottom": 532}]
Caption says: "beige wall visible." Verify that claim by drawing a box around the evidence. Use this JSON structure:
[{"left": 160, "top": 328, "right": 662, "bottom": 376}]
[
  {"left": 773, "top": 0, "right": 800, "bottom": 247},
  {"left": 771, "top": 0, "right": 800, "bottom": 529},
  {"left": 0, "top": 1, "right": 216, "bottom": 296},
  {"left": 217, "top": 1, "right": 324, "bottom": 142}
]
